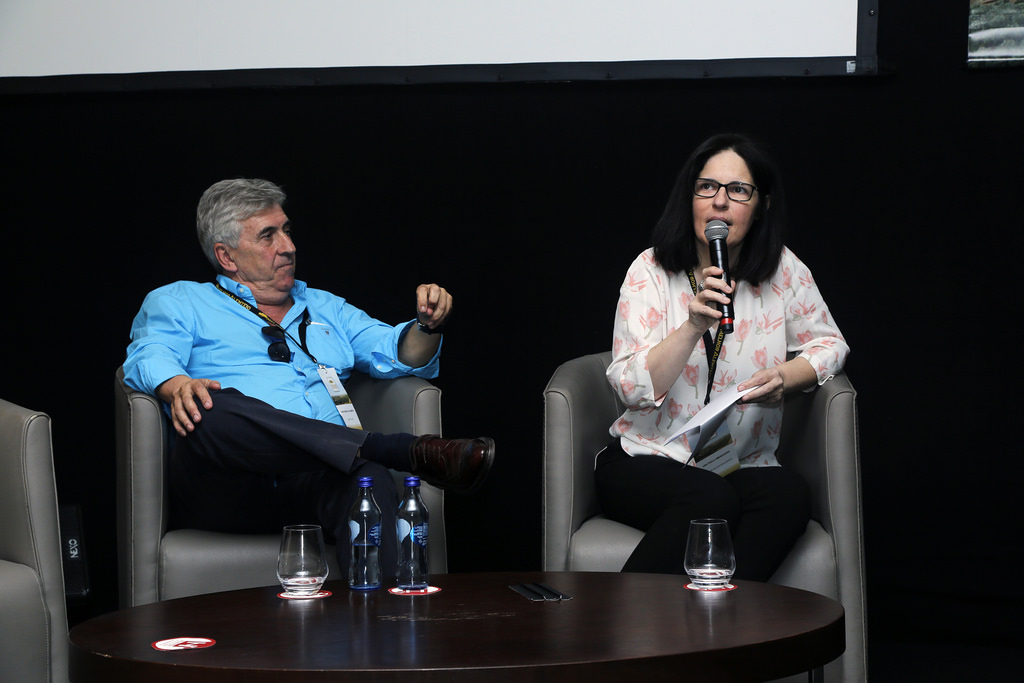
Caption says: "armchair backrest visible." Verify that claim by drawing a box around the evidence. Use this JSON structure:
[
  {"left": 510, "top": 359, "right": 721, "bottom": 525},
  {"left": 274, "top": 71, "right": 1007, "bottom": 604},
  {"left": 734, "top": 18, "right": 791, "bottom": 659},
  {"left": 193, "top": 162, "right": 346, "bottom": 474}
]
[{"left": 0, "top": 399, "right": 68, "bottom": 683}]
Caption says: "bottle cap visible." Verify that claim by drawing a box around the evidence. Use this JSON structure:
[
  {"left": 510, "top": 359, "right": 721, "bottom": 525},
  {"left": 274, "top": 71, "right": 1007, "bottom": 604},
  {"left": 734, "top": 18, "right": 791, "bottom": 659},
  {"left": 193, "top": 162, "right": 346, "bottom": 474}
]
[
  {"left": 358, "top": 477, "right": 374, "bottom": 487},
  {"left": 404, "top": 476, "right": 420, "bottom": 487}
]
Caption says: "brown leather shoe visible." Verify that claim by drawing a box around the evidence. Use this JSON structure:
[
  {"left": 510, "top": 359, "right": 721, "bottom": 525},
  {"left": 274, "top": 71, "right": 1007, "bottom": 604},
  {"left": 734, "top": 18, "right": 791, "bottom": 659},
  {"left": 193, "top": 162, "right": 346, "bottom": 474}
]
[{"left": 409, "top": 436, "right": 495, "bottom": 494}]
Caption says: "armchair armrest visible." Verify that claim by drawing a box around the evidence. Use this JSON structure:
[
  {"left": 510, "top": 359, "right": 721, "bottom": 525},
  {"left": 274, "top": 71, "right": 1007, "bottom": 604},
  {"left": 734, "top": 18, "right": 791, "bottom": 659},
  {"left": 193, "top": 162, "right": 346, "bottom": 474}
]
[
  {"left": 345, "top": 373, "right": 442, "bottom": 436},
  {"left": 542, "top": 351, "right": 622, "bottom": 572},
  {"left": 115, "top": 367, "right": 171, "bottom": 607},
  {"left": 777, "top": 372, "right": 859, "bottom": 536}
]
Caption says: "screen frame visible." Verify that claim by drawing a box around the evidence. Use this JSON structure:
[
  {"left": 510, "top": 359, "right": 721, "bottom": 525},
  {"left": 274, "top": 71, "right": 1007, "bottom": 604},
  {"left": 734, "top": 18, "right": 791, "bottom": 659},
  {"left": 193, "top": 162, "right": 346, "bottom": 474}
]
[{"left": 0, "top": 1, "right": 879, "bottom": 95}]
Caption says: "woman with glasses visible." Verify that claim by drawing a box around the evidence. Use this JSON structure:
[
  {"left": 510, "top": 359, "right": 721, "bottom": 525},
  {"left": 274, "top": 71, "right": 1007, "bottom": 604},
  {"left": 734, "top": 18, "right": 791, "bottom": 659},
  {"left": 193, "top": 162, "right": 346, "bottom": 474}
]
[{"left": 596, "top": 133, "right": 849, "bottom": 581}]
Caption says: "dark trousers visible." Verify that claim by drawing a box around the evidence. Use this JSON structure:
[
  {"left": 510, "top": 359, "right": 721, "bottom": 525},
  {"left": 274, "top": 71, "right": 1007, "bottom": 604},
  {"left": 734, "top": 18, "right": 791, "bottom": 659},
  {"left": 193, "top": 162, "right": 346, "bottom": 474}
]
[
  {"left": 169, "top": 388, "right": 400, "bottom": 578},
  {"left": 594, "top": 440, "right": 810, "bottom": 581}
]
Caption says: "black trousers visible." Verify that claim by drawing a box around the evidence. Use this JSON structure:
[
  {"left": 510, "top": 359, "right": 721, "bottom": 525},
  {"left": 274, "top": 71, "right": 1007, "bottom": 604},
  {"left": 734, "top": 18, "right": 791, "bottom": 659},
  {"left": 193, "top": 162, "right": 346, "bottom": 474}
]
[
  {"left": 594, "top": 439, "right": 810, "bottom": 581},
  {"left": 169, "top": 388, "right": 401, "bottom": 578}
]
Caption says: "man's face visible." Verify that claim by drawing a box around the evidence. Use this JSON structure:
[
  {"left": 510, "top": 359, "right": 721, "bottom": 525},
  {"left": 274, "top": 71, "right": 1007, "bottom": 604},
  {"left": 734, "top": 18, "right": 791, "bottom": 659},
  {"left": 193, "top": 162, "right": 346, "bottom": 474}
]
[{"left": 218, "top": 205, "right": 296, "bottom": 306}]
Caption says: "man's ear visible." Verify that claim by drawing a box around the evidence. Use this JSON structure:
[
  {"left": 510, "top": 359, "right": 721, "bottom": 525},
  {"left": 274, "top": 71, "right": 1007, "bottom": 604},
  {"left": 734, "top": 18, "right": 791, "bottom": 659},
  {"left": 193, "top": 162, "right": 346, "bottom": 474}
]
[{"left": 214, "top": 243, "right": 237, "bottom": 273}]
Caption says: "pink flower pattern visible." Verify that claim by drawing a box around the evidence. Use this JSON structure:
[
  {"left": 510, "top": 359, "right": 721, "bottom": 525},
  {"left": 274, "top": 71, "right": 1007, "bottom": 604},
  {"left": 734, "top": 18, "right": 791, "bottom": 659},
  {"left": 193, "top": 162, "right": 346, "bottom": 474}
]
[
  {"left": 734, "top": 318, "right": 753, "bottom": 354},
  {"left": 683, "top": 364, "right": 700, "bottom": 399},
  {"left": 607, "top": 247, "right": 849, "bottom": 468},
  {"left": 659, "top": 398, "right": 684, "bottom": 430}
]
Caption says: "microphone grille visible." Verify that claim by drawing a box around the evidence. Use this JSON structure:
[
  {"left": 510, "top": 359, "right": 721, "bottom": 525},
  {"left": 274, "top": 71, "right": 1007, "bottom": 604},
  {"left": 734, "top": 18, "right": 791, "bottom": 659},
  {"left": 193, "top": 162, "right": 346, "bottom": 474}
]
[{"left": 704, "top": 220, "right": 729, "bottom": 241}]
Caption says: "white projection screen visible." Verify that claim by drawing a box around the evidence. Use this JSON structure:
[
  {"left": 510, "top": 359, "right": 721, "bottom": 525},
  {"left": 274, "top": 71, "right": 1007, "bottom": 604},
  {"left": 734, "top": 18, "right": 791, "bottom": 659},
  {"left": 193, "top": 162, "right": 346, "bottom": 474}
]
[{"left": 0, "top": 0, "right": 878, "bottom": 92}]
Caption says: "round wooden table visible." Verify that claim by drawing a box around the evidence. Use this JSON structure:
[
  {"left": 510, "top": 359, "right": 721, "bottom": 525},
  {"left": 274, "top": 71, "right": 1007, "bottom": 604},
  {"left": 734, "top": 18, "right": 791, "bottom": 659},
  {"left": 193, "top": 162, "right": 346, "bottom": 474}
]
[{"left": 69, "top": 571, "right": 844, "bottom": 682}]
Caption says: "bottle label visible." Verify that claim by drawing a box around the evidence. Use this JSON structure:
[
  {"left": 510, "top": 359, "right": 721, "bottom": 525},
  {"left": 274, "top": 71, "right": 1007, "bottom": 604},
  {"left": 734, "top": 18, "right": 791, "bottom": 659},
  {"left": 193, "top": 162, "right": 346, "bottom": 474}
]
[
  {"left": 411, "top": 522, "right": 428, "bottom": 548},
  {"left": 398, "top": 520, "right": 429, "bottom": 548},
  {"left": 350, "top": 521, "right": 382, "bottom": 546}
]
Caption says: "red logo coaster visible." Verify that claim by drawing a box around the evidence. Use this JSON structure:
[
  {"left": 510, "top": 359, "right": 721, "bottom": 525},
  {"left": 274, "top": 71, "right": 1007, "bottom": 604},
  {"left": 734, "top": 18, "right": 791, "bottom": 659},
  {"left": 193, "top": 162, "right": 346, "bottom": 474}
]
[
  {"left": 685, "top": 583, "right": 736, "bottom": 592},
  {"left": 388, "top": 586, "right": 441, "bottom": 596},
  {"left": 152, "top": 637, "right": 216, "bottom": 651},
  {"left": 278, "top": 590, "right": 333, "bottom": 600}
]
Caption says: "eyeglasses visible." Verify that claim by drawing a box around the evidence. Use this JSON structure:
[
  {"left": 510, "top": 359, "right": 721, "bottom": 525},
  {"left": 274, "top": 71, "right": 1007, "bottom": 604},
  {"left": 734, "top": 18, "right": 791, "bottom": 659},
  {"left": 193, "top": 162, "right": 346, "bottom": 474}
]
[
  {"left": 693, "top": 178, "right": 758, "bottom": 202},
  {"left": 262, "top": 326, "right": 290, "bottom": 363}
]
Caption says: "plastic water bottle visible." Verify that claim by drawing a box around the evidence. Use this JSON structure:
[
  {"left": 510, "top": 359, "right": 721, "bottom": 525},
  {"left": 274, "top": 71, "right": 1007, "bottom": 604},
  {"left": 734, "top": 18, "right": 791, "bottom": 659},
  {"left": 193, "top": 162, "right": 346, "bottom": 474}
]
[
  {"left": 348, "top": 476, "right": 382, "bottom": 590},
  {"left": 396, "top": 476, "right": 429, "bottom": 590}
]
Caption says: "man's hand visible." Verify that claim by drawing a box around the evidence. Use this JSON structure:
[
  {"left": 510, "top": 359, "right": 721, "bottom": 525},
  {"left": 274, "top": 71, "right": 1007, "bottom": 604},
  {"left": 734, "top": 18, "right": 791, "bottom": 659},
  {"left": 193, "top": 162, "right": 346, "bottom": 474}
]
[
  {"left": 397, "top": 284, "right": 452, "bottom": 368},
  {"left": 156, "top": 375, "right": 222, "bottom": 437},
  {"left": 415, "top": 283, "right": 452, "bottom": 333}
]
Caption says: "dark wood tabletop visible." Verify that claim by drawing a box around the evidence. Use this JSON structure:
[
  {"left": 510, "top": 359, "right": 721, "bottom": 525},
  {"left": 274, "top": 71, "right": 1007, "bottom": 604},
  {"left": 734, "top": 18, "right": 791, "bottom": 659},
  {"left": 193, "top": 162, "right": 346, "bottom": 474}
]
[{"left": 69, "top": 571, "right": 844, "bottom": 682}]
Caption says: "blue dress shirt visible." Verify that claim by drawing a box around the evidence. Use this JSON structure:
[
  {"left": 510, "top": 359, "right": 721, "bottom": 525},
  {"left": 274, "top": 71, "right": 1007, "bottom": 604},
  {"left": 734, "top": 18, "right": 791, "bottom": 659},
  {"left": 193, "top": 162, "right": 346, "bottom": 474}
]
[{"left": 123, "top": 275, "right": 440, "bottom": 426}]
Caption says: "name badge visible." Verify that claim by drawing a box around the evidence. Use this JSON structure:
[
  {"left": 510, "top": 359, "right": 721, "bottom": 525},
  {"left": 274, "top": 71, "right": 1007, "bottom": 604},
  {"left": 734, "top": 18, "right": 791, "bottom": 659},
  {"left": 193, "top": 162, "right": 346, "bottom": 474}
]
[
  {"left": 690, "top": 422, "right": 740, "bottom": 477},
  {"left": 316, "top": 366, "right": 362, "bottom": 429}
]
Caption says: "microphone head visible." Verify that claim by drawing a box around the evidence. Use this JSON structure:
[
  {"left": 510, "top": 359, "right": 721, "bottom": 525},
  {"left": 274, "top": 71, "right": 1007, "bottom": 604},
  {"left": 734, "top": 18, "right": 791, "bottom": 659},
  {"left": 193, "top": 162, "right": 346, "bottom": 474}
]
[{"left": 704, "top": 220, "right": 729, "bottom": 241}]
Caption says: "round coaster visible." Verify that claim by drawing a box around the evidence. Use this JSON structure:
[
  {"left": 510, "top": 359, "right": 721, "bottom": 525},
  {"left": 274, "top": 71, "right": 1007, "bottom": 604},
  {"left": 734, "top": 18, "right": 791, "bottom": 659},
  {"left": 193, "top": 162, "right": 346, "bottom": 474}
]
[
  {"left": 152, "top": 637, "right": 216, "bottom": 651},
  {"left": 388, "top": 586, "right": 441, "bottom": 596},
  {"left": 685, "top": 583, "right": 736, "bottom": 592},
  {"left": 278, "top": 589, "right": 332, "bottom": 600}
]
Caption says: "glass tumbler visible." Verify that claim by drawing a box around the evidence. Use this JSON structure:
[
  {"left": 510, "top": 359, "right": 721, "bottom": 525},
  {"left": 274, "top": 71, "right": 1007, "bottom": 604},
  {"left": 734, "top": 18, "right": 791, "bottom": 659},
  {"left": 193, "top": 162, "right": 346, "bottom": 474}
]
[
  {"left": 683, "top": 518, "right": 736, "bottom": 589},
  {"left": 277, "top": 524, "right": 329, "bottom": 597}
]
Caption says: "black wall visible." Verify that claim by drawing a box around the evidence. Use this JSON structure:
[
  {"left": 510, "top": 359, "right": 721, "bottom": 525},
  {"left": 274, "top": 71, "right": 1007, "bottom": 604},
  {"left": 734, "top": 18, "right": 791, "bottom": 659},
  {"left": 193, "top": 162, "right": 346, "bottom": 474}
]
[{"left": 3, "top": 3, "right": 1022, "bottom": 679}]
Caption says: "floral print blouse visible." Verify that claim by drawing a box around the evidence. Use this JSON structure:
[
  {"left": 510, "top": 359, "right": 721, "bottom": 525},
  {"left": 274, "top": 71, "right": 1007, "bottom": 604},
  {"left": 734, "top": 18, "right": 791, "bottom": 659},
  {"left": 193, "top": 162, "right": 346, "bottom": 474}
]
[{"left": 607, "top": 247, "right": 849, "bottom": 467}]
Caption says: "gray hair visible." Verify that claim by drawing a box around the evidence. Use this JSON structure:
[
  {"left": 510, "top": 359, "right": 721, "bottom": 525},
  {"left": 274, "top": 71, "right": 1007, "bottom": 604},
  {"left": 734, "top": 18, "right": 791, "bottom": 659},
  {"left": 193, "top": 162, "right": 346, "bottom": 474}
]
[{"left": 196, "top": 178, "right": 286, "bottom": 271}]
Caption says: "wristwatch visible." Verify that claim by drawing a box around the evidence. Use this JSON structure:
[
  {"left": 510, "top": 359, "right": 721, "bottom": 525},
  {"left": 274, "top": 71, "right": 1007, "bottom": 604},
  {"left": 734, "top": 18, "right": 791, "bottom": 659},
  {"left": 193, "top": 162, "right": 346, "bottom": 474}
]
[{"left": 417, "top": 321, "right": 443, "bottom": 335}]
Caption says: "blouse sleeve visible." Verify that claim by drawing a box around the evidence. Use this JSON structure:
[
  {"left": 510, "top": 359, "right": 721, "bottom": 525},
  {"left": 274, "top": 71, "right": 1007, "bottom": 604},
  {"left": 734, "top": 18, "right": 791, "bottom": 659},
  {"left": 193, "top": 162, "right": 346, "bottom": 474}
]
[
  {"left": 781, "top": 250, "right": 850, "bottom": 384},
  {"left": 606, "top": 251, "right": 672, "bottom": 410}
]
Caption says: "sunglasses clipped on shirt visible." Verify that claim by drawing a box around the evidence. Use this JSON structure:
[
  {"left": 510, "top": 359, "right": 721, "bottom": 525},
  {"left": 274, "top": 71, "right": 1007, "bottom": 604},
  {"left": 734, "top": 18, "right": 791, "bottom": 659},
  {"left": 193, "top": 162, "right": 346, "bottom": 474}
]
[{"left": 262, "top": 326, "right": 291, "bottom": 363}]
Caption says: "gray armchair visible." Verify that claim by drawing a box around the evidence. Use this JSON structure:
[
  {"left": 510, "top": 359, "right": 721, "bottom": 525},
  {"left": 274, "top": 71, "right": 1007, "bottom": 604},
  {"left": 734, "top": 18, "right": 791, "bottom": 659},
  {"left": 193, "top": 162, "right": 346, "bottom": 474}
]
[
  {"left": 543, "top": 352, "right": 867, "bottom": 683},
  {"left": 115, "top": 368, "right": 448, "bottom": 606},
  {"left": 0, "top": 399, "right": 68, "bottom": 683}
]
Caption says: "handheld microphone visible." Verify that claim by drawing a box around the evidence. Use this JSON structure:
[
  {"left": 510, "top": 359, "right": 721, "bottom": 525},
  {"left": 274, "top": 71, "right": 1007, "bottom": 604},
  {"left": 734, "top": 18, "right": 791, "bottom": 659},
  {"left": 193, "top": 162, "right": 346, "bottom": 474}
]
[{"left": 704, "top": 220, "right": 734, "bottom": 334}]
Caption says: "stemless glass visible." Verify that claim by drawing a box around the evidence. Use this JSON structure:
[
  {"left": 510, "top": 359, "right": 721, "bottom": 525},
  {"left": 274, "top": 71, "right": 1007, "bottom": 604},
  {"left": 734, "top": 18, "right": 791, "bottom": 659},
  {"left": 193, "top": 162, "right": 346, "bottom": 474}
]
[
  {"left": 277, "top": 524, "right": 329, "bottom": 597},
  {"left": 683, "top": 518, "right": 736, "bottom": 590}
]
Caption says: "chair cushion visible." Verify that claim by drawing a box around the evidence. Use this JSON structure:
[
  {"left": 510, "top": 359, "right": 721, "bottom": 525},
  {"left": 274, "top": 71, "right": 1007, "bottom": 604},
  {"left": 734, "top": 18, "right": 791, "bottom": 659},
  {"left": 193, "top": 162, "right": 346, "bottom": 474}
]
[
  {"left": 160, "top": 530, "right": 342, "bottom": 601},
  {"left": 568, "top": 516, "right": 643, "bottom": 572},
  {"left": 768, "top": 520, "right": 838, "bottom": 599}
]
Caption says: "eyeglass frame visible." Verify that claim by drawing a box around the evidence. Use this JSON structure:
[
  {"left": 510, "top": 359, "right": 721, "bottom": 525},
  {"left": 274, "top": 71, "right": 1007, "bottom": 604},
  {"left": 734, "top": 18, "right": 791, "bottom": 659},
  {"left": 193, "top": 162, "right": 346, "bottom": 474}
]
[
  {"left": 693, "top": 177, "right": 758, "bottom": 203},
  {"left": 262, "top": 326, "right": 290, "bottom": 363}
]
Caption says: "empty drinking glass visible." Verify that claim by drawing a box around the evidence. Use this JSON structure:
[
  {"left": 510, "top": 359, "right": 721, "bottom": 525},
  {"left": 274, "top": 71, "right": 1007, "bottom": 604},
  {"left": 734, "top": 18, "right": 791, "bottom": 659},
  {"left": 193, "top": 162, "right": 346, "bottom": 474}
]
[
  {"left": 277, "top": 524, "right": 329, "bottom": 597},
  {"left": 683, "top": 518, "right": 736, "bottom": 590}
]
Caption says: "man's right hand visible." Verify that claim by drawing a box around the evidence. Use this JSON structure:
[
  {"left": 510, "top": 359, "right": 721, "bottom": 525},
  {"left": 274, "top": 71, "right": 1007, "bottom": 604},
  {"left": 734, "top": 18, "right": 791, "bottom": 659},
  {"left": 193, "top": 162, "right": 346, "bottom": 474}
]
[{"left": 156, "top": 375, "right": 222, "bottom": 437}]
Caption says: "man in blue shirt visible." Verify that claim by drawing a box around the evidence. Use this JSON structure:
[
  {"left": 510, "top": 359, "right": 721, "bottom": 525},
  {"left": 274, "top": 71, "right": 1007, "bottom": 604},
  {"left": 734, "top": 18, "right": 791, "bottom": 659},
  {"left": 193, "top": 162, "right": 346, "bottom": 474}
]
[{"left": 123, "top": 178, "right": 494, "bottom": 576}]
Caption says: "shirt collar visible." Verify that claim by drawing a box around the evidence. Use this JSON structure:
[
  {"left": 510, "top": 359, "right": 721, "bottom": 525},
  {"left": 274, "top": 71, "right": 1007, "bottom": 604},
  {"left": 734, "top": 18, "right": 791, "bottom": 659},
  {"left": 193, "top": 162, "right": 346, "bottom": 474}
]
[
  {"left": 214, "top": 274, "right": 308, "bottom": 327},
  {"left": 215, "top": 274, "right": 307, "bottom": 301}
]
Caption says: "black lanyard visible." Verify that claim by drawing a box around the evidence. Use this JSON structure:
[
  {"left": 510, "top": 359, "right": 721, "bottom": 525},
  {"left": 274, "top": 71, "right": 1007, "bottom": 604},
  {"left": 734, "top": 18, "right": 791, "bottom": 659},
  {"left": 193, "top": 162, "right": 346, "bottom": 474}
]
[
  {"left": 214, "top": 282, "right": 320, "bottom": 366},
  {"left": 687, "top": 270, "right": 727, "bottom": 406}
]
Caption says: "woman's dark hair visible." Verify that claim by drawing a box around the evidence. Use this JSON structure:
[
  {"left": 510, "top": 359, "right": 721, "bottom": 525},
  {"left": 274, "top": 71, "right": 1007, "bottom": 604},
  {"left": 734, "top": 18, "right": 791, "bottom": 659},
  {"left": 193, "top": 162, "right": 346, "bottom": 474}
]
[{"left": 651, "top": 133, "right": 786, "bottom": 285}]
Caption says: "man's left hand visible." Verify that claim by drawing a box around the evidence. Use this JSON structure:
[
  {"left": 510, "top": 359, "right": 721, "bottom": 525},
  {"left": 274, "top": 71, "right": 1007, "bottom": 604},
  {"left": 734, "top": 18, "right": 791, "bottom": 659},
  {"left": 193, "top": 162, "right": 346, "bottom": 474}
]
[{"left": 415, "top": 283, "right": 452, "bottom": 332}]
